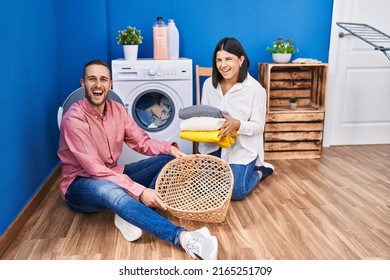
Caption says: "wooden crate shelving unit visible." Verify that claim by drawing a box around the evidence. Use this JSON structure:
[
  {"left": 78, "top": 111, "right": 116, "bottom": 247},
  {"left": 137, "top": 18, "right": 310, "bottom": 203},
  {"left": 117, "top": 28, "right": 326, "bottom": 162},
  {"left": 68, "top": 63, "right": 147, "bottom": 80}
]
[{"left": 258, "top": 62, "right": 328, "bottom": 160}]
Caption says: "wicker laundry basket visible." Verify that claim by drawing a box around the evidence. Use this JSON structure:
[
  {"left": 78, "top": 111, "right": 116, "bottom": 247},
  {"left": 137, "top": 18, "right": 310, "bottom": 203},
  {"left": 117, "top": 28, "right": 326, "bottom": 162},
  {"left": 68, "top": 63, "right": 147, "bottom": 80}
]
[{"left": 156, "top": 154, "right": 234, "bottom": 223}]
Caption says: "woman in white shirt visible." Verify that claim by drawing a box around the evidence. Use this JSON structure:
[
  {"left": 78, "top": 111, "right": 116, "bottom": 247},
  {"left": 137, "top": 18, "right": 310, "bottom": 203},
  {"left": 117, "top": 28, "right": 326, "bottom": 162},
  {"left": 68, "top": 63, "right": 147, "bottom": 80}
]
[{"left": 199, "top": 37, "right": 274, "bottom": 200}]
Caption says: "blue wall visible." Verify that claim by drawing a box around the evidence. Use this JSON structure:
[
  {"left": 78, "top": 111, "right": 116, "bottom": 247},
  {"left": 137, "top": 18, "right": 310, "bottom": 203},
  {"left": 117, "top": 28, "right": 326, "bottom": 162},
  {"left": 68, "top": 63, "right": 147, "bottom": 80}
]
[
  {"left": 0, "top": 0, "right": 60, "bottom": 236},
  {"left": 0, "top": 0, "right": 333, "bottom": 236}
]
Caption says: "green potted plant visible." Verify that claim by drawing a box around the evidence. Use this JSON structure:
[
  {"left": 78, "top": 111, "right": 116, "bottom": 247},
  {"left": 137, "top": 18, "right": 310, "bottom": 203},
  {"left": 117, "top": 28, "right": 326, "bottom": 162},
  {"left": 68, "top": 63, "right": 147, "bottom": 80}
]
[
  {"left": 289, "top": 97, "right": 297, "bottom": 109},
  {"left": 117, "top": 26, "right": 143, "bottom": 60},
  {"left": 266, "top": 36, "right": 298, "bottom": 63}
]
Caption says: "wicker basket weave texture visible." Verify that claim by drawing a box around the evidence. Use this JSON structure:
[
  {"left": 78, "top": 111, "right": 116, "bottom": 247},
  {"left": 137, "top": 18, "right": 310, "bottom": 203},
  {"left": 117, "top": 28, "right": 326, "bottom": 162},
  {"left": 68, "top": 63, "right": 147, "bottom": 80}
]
[{"left": 156, "top": 154, "right": 234, "bottom": 223}]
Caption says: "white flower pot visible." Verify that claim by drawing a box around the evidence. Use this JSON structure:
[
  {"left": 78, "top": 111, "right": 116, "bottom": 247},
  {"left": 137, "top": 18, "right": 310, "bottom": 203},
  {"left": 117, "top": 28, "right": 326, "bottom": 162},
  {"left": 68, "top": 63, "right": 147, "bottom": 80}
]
[
  {"left": 272, "top": 53, "right": 292, "bottom": 63},
  {"left": 123, "top": 45, "right": 138, "bottom": 61},
  {"left": 290, "top": 102, "right": 297, "bottom": 109}
]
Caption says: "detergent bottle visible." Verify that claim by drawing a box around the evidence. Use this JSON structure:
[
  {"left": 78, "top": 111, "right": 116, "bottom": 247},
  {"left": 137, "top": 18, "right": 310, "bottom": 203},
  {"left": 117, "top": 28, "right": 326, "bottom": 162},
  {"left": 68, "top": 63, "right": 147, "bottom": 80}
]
[
  {"left": 167, "top": 19, "right": 179, "bottom": 59},
  {"left": 153, "top": 17, "right": 168, "bottom": 60}
]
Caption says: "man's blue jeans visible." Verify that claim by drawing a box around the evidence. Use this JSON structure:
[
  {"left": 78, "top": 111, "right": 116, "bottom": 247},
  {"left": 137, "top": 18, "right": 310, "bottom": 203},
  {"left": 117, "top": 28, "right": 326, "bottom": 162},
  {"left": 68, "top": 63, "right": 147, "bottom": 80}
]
[
  {"left": 65, "top": 155, "right": 185, "bottom": 246},
  {"left": 208, "top": 149, "right": 260, "bottom": 200}
]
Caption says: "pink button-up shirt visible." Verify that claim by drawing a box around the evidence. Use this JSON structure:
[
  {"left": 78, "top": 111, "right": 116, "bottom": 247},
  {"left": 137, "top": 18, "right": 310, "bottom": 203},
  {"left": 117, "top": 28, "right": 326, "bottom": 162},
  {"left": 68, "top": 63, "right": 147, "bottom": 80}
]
[{"left": 57, "top": 98, "right": 175, "bottom": 200}]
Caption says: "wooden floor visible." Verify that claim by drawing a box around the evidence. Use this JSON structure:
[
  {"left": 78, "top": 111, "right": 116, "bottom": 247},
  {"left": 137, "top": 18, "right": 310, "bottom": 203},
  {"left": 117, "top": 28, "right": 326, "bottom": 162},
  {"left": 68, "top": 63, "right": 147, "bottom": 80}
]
[{"left": 2, "top": 145, "right": 390, "bottom": 260}]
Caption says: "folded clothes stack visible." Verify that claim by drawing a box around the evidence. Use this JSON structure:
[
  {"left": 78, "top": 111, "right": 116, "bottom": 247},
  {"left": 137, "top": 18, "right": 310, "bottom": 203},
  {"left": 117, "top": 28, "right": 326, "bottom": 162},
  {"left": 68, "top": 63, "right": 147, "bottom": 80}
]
[{"left": 178, "top": 105, "right": 237, "bottom": 148}]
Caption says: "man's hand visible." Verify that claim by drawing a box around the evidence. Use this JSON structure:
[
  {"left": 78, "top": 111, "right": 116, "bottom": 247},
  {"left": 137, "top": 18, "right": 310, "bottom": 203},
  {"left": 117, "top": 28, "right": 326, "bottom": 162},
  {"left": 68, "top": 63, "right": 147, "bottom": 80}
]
[
  {"left": 170, "top": 145, "right": 186, "bottom": 158},
  {"left": 140, "top": 188, "right": 167, "bottom": 211}
]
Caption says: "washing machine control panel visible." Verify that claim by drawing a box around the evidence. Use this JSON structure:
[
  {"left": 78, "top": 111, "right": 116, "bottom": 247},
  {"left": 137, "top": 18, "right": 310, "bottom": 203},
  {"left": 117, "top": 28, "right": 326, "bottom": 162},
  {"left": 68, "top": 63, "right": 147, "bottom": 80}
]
[
  {"left": 112, "top": 59, "right": 193, "bottom": 81},
  {"left": 143, "top": 65, "right": 188, "bottom": 79}
]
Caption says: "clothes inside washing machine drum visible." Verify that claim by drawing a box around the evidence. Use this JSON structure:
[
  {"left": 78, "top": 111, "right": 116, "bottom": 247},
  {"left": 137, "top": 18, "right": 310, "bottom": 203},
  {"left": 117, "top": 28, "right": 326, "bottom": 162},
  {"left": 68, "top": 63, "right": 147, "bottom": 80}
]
[{"left": 135, "top": 95, "right": 172, "bottom": 128}]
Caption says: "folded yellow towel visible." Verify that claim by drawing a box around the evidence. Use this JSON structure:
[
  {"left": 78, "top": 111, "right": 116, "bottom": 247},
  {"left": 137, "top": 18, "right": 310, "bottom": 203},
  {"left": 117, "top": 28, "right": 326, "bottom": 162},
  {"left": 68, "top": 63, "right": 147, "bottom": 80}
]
[{"left": 179, "top": 130, "right": 238, "bottom": 148}]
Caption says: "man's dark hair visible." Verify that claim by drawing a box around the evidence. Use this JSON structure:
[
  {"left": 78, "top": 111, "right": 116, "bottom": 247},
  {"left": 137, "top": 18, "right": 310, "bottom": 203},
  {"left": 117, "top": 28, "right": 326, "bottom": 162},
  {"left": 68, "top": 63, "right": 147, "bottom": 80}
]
[{"left": 83, "top": 60, "right": 111, "bottom": 79}]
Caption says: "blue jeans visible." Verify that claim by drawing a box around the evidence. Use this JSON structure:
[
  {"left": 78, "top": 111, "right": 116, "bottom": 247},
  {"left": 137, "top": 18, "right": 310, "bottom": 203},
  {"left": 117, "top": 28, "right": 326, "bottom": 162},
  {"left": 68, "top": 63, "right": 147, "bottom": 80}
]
[
  {"left": 65, "top": 155, "right": 185, "bottom": 246},
  {"left": 208, "top": 149, "right": 260, "bottom": 200}
]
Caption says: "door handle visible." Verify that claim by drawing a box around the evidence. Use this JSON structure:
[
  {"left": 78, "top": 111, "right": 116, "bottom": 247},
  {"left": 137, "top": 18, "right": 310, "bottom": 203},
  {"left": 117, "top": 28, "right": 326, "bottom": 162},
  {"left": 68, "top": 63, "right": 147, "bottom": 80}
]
[{"left": 338, "top": 32, "right": 352, "bottom": 38}]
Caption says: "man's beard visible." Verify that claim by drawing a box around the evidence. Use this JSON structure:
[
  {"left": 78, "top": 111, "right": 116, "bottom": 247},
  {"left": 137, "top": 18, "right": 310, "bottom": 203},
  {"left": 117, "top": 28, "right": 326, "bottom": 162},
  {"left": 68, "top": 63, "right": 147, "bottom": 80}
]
[{"left": 85, "top": 90, "right": 108, "bottom": 107}]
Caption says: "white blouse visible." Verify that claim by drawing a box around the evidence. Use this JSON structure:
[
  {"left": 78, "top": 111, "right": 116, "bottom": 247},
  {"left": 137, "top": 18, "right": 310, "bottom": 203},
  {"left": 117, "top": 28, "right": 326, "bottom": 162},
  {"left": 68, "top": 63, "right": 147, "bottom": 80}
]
[{"left": 198, "top": 73, "right": 267, "bottom": 166}]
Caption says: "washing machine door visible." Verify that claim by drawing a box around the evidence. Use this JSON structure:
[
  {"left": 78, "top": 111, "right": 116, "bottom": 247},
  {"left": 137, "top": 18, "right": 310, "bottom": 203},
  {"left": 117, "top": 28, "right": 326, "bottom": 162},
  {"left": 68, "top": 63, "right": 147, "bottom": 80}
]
[
  {"left": 124, "top": 83, "right": 183, "bottom": 139},
  {"left": 118, "top": 82, "right": 193, "bottom": 163},
  {"left": 57, "top": 87, "right": 124, "bottom": 128},
  {"left": 131, "top": 89, "right": 175, "bottom": 132}
]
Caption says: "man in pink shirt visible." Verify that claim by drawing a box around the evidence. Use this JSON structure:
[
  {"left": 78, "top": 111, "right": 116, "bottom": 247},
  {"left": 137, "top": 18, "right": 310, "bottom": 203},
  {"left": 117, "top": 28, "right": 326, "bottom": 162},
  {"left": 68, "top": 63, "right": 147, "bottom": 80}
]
[{"left": 57, "top": 60, "right": 218, "bottom": 260}]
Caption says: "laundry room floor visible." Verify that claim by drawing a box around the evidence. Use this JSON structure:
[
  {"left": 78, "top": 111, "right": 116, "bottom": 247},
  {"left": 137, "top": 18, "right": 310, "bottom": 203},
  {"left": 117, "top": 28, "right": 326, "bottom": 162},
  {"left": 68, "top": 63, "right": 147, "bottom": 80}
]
[{"left": 1, "top": 145, "right": 390, "bottom": 260}]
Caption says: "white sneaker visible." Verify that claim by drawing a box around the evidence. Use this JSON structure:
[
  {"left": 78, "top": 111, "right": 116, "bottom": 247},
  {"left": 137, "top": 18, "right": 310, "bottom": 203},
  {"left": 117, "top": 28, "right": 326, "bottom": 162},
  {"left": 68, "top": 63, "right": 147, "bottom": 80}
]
[
  {"left": 114, "top": 214, "right": 142, "bottom": 242},
  {"left": 181, "top": 227, "right": 218, "bottom": 260}
]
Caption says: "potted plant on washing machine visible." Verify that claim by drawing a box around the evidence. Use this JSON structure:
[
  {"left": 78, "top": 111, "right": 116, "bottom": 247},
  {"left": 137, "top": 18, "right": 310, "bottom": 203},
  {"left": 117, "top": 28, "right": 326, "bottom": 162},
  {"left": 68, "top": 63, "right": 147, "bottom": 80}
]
[
  {"left": 117, "top": 26, "right": 143, "bottom": 61},
  {"left": 266, "top": 36, "right": 298, "bottom": 63}
]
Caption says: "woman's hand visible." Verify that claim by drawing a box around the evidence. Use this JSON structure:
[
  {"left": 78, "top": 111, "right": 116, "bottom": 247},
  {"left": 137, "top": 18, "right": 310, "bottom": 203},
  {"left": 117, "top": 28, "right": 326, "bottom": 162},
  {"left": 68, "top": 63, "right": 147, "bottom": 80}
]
[
  {"left": 220, "top": 114, "right": 240, "bottom": 136},
  {"left": 140, "top": 188, "right": 168, "bottom": 211},
  {"left": 170, "top": 145, "right": 186, "bottom": 158}
]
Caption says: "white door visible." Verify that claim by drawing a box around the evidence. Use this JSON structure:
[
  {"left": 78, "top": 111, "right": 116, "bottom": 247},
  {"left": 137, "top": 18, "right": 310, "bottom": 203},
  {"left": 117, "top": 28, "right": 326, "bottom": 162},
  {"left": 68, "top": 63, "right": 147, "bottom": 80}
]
[{"left": 324, "top": 0, "right": 390, "bottom": 146}]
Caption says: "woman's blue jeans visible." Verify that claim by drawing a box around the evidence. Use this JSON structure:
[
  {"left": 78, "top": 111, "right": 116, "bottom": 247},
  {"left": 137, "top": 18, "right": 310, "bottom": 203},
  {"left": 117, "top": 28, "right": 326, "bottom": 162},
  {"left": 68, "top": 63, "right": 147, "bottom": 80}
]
[
  {"left": 65, "top": 155, "right": 185, "bottom": 246},
  {"left": 208, "top": 149, "right": 260, "bottom": 200}
]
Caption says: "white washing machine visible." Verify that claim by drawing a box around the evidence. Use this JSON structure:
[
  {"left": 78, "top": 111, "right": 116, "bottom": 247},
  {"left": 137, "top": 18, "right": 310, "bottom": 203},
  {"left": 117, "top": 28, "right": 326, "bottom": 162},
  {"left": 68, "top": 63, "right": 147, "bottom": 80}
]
[{"left": 112, "top": 58, "right": 193, "bottom": 164}]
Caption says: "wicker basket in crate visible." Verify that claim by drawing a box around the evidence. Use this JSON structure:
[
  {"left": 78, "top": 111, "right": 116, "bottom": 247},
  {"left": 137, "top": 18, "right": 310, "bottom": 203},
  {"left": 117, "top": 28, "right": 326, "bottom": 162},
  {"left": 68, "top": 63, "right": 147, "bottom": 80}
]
[{"left": 156, "top": 154, "right": 234, "bottom": 223}]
